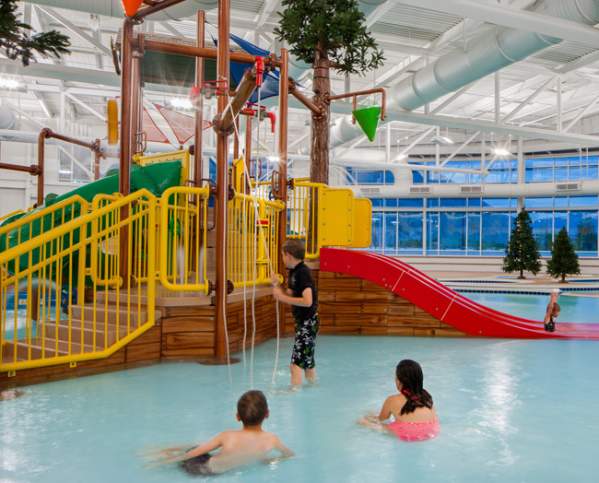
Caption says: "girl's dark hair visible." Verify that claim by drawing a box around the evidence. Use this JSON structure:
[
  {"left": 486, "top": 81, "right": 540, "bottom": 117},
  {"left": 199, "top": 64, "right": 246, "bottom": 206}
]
[{"left": 396, "top": 359, "right": 433, "bottom": 415}]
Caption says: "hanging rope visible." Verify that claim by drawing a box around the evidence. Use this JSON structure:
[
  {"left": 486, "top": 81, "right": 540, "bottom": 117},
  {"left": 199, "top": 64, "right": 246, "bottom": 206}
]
[{"left": 225, "top": 80, "right": 282, "bottom": 388}]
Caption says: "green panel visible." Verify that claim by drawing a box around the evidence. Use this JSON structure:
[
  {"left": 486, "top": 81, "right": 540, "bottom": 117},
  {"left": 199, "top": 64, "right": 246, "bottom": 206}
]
[{"left": 353, "top": 106, "right": 381, "bottom": 142}]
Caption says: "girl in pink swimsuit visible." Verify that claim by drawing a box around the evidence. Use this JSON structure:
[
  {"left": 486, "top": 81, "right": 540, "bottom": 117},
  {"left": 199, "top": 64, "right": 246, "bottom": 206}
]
[{"left": 359, "top": 359, "right": 439, "bottom": 442}]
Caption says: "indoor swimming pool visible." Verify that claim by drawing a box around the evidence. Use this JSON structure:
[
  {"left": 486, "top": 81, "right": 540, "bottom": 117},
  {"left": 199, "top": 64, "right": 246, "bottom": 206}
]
[
  {"left": 462, "top": 291, "right": 599, "bottom": 323},
  {"left": 1, "top": 336, "right": 598, "bottom": 482}
]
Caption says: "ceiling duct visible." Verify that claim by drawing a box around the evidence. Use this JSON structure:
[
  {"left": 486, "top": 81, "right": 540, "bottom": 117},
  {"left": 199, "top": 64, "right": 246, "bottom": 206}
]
[{"left": 330, "top": 0, "right": 599, "bottom": 149}]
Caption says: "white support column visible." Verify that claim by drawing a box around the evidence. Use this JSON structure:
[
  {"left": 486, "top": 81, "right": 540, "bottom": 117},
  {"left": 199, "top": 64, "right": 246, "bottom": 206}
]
[
  {"left": 495, "top": 72, "right": 501, "bottom": 124},
  {"left": 386, "top": 123, "right": 392, "bottom": 163},
  {"left": 557, "top": 76, "right": 563, "bottom": 131},
  {"left": 517, "top": 137, "right": 525, "bottom": 211}
]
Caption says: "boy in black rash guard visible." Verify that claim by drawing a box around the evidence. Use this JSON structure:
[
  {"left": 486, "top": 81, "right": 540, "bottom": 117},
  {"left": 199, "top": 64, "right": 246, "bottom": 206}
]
[{"left": 272, "top": 239, "right": 319, "bottom": 386}]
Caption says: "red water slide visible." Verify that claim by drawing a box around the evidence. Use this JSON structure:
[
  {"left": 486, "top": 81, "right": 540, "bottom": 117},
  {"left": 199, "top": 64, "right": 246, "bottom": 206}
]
[{"left": 320, "top": 248, "right": 599, "bottom": 340}]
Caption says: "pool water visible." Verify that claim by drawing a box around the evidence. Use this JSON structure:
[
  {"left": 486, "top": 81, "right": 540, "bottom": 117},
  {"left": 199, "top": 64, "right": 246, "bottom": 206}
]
[
  {"left": 1, "top": 336, "right": 598, "bottom": 482},
  {"left": 461, "top": 291, "right": 599, "bottom": 323}
]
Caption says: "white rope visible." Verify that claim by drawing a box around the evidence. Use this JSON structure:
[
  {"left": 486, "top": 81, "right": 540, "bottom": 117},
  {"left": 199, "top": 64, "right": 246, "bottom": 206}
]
[{"left": 225, "top": 80, "right": 282, "bottom": 388}]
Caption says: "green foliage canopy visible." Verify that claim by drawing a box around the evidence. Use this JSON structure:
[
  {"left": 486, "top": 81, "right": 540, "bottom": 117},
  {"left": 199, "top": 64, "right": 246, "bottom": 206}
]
[
  {"left": 0, "top": 0, "right": 70, "bottom": 66},
  {"left": 503, "top": 209, "right": 542, "bottom": 278},
  {"left": 547, "top": 228, "right": 580, "bottom": 282},
  {"left": 274, "top": 0, "right": 384, "bottom": 74}
]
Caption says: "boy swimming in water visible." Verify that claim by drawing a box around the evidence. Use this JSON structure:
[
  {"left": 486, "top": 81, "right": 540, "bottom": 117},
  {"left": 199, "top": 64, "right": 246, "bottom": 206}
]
[{"left": 150, "top": 390, "right": 294, "bottom": 475}]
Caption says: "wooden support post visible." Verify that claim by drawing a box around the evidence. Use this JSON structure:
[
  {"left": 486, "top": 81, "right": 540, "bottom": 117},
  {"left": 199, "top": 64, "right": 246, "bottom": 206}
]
[
  {"left": 214, "top": 0, "right": 231, "bottom": 362},
  {"left": 194, "top": 10, "right": 205, "bottom": 185}
]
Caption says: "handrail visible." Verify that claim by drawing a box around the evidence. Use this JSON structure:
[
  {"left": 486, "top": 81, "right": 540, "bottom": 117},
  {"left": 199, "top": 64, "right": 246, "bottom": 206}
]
[
  {"left": 0, "top": 196, "right": 89, "bottom": 252},
  {"left": 0, "top": 189, "right": 156, "bottom": 373},
  {"left": 227, "top": 191, "right": 284, "bottom": 288},
  {"left": 159, "top": 186, "right": 211, "bottom": 293}
]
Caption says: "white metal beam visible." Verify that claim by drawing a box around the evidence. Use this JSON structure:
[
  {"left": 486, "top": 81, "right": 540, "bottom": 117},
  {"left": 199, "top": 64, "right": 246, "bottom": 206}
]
[
  {"left": 366, "top": 0, "right": 394, "bottom": 28},
  {"left": 255, "top": 0, "right": 281, "bottom": 29},
  {"left": 64, "top": 92, "right": 106, "bottom": 121},
  {"left": 564, "top": 95, "right": 599, "bottom": 132},
  {"left": 440, "top": 131, "right": 480, "bottom": 167},
  {"left": 502, "top": 77, "right": 554, "bottom": 123},
  {"left": 394, "top": 0, "right": 599, "bottom": 48},
  {"left": 57, "top": 145, "right": 93, "bottom": 179},
  {"left": 36, "top": 7, "right": 112, "bottom": 57}
]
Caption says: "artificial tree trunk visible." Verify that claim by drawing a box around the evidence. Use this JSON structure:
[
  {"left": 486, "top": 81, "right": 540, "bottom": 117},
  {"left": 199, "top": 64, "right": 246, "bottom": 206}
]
[{"left": 310, "top": 46, "right": 330, "bottom": 184}]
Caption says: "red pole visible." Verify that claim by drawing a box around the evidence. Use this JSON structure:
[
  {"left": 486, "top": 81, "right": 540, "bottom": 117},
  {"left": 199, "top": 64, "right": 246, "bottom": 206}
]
[
  {"left": 194, "top": 10, "right": 206, "bottom": 185},
  {"left": 214, "top": 0, "right": 230, "bottom": 361},
  {"left": 277, "top": 49, "right": 289, "bottom": 275},
  {"left": 119, "top": 19, "right": 134, "bottom": 196}
]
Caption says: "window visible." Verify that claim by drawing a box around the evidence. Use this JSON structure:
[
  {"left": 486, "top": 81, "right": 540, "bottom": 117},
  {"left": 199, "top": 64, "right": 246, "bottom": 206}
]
[
  {"left": 426, "top": 213, "right": 439, "bottom": 254},
  {"left": 384, "top": 212, "right": 398, "bottom": 254},
  {"left": 530, "top": 211, "right": 553, "bottom": 253},
  {"left": 482, "top": 212, "right": 511, "bottom": 255},
  {"left": 440, "top": 212, "right": 466, "bottom": 253},
  {"left": 468, "top": 213, "right": 481, "bottom": 253},
  {"left": 371, "top": 213, "right": 383, "bottom": 251},
  {"left": 398, "top": 212, "right": 423, "bottom": 254},
  {"left": 569, "top": 211, "right": 598, "bottom": 256}
]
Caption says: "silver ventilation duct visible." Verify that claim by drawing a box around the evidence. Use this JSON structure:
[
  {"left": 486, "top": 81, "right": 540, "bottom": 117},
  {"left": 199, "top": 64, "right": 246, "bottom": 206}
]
[{"left": 329, "top": 0, "right": 599, "bottom": 148}]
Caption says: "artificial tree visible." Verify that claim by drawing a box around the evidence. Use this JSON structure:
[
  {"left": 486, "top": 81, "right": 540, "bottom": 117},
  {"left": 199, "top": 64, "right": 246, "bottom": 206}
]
[
  {"left": 503, "top": 208, "right": 542, "bottom": 279},
  {"left": 0, "top": 0, "right": 70, "bottom": 66},
  {"left": 547, "top": 227, "right": 580, "bottom": 282},
  {"left": 275, "top": 0, "right": 384, "bottom": 183}
]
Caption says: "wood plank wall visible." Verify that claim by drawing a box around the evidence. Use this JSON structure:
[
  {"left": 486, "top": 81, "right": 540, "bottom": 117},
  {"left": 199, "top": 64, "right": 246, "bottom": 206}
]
[
  {"left": 1, "top": 295, "right": 280, "bottom": 389},
  {"left": 2, "top": 270, "right": 465, "bottom": 389},
  {"left": 284, "top": 271, "right": 464, "bottom": 337}
]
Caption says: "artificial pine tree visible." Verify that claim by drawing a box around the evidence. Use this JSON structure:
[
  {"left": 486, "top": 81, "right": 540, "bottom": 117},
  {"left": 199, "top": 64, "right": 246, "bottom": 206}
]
[
  {"left": 547, "top": 227, "right": 580, "bottom": 282},
  {"left": 275, "top": 0, "right": 384, "bottom": 183},
  {"left": 503, "top": 208, "right": 541, "bottom": 279},
  {"left": 0, "top": 1, "right": 70, "bottom": 66}
]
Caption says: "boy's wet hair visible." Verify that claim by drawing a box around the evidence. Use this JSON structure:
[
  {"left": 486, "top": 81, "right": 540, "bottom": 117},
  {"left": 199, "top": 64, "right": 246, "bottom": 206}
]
[
  {"left": 237, "top": 390, "right": 268, "bottom": 426},
  {"left": 282, "top": 239, "right": 305, "bottom": 260}
]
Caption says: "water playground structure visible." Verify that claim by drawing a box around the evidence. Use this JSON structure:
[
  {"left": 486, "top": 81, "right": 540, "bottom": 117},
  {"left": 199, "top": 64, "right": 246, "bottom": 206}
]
[{"left": 2, "top": 0, "right": 599, "bottom": 389}]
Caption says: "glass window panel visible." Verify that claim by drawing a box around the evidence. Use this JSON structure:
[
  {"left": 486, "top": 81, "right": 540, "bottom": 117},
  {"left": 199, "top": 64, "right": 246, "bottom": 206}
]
[
  {"left": 384, "top": 198, "right": 399, "bottom": 208},
  {"left": 440, "top": 212, "right": 466, "bottom": 253},
  {"left": 440, "top": 198, "right": 467, "bottom": 208},
  {"left": 412, "top": 170, "right": 424, "bottom": 184},
  {"left": 398, "top": 198, "right": 424, "bottom": 208},
  {"left": 426, "top": 213, "right": 439, "bottom": 254},
  {"left": 467, "top": 213, "right": 481, "bottom": 253},
  {"left": 569, "top": 211, "right": 598, "bottom": 256},
  {"left": 427, "top": 198, "right": 440, "bottom": 208},
  {"left": 524, "top": 197, "right": 554, "bottom": 209},
  {"left": 554, "top": 211, "right": 568, "bottom": 241},
  {"left": 467, "top": 198, "right": 482, "bottom": 209},
  {"left": 482, "top": 198, "right": 512, "bottom": 208},
  {"left": 530, "top": 211, "right": 553, "bottom": 253},
  {"left": 371, "top": 212, "right": 383, "bottom": 251},
  {"left": 554, "top": 197, "right": 568, "bottom": 209},
  {"left": 482, "top": 212, "right": 511, "bottom": 255},
  {"left": 569, "top": 196, "right": 598, "bottom": 207},
  {"left": 370, "top": 198, "right": 384, "bottom": 208},
  {"left": 398, "top": 212, "right": 423, "bottom": 254},
  {"left": 384, "top": 212, "right": 398, "bottom": 254}
]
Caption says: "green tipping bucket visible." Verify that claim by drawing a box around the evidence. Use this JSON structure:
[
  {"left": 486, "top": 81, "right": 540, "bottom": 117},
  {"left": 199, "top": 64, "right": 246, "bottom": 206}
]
[{"left": 353, "top": 106, "right": 381, "bottom": 142}]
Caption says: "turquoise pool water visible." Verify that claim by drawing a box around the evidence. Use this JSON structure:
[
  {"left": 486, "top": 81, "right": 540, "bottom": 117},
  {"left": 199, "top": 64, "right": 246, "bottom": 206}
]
[
  {"left": 462, "top": 291, "right": 599, "bottom": 323},
  {"left": 1, "top": 336, "right": 598, "bottom": 482}
]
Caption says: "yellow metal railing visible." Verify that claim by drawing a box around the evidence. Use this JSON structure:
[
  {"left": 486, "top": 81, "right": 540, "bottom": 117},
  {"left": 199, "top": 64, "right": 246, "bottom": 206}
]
[
  {"left": 0, "top": 196, "right": 89, "bottom": 249},
  {"left": 227, "top": 192, "right": 284, "bottom": 288},
  {"left": 288, "top": 179, "right": 372, "bottom": 259},
  {"left": 288, "top": 181, "right": 322, "bottom": 259},
  {"left": 0, "top": 190, "right": 156, "bottom": 372},
  {"left": 159, "top": 186, "right": 211, "bottom": 293}
]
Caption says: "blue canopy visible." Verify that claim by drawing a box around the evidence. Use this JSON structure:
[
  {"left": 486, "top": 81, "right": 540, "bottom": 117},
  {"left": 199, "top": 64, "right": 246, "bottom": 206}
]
[{"left": 213, "top": 33, "right": 281, "bottom": 102}]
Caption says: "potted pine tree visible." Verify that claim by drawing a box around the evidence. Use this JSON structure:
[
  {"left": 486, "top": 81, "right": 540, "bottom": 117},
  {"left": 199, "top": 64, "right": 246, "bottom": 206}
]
[
  {"left": 503, "top": 209, "right": 542, "bottom": 279},
  {"left": 275, "top": 0, "right": 384, "bottom": 183},
  {"left": 547, "top": 228, "right": 580, "bottom": 283}
]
